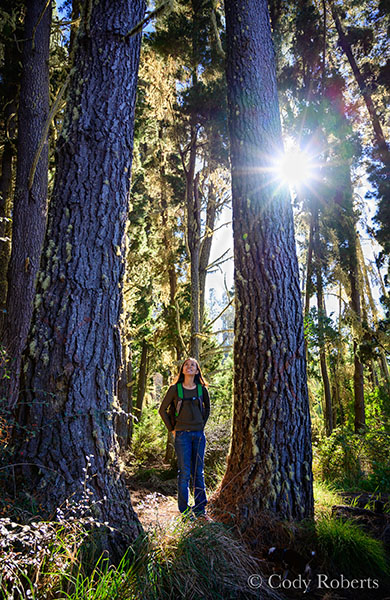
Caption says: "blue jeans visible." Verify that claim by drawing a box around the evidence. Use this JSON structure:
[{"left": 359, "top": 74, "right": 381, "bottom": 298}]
[{"left": 174, "top": 430, "right": 207, "bottom": 515}]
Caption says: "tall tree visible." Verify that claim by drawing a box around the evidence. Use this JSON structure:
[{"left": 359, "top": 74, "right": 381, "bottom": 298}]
[
  {"left": 0, "top": 1, "right": 23, "bottom": 311},
  {"left": 14, "top": 0, "right": 145, "bottom": 556},
  {"left": 0, "top": 0, "right": 52, "bottom": 409},
  {"left": 213, "top": 0, "right": 313, "bottom": 527},
  {"left": 313, "top": 202, "right": 333, "bottom": 435}
]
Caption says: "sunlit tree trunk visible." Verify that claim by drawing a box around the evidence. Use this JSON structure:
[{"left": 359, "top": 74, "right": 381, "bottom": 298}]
[
  {"left": 116, "top": 337, "right": 132, "bottom": 450},
  {"left": 15, "top": 0, "right": 145, "bottom": 557},
  {"left": 213, "top": 0, "right": 313, "bottom": 527},
  {"left": 357, "top": 235, "right": 390, "bottom": 389},
  {"left": 199, "top": 180, "right": 217, "bottom": 329},
  {"left": 135, "top": 340, "right": 148, "bottom": 421}
]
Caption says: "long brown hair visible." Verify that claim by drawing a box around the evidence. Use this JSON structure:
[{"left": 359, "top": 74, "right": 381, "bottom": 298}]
[{"left": 172, "top": 357, "right": 208, "bottom": 386}]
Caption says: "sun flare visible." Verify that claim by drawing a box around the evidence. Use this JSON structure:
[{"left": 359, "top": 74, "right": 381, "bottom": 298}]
[{"left": 274, "top": 147, "right": 315, "bottom": 188}]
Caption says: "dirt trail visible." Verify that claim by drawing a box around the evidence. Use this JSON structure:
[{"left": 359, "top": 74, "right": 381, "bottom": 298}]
[{"left": 130, "top": 487, "right": 180, "bottom": 530}]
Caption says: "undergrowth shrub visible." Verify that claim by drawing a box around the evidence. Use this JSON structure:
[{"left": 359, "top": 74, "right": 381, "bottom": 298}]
[
  {"left": 131, "top": 405, "right": 166, "bottom": 464},
  {"left": 0, "top": 517, "right": 90, "bottom": 599},
  {"left": 313, "top": 426, "right": 390, "bottom": 491},
  {"left": 204, "top": 421, "right": 231, "bottom": 490}
]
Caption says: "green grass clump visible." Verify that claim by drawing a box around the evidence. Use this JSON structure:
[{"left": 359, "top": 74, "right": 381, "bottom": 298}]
[
  {"left": 313, "top": 480, "right": 344, "bottom": 516},
  {"left": 122, "top": 519, "right": 274, "bottom": 600},
  {"left": 315, "top": 515, "right": 389, "bottom": 577}
]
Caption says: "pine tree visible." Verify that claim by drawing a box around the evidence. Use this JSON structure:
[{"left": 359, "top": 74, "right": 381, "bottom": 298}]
[
  {"left": 14, "top": 0, "right": 145, "bottom": 557},
  {"left": 0, "top": 0, "right": 52, "bottom": 409},
  {"left": 213, "top": 0, "right": 313, "bottom": 526}
]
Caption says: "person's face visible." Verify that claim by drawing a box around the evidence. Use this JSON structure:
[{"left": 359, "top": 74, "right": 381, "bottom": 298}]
[{"left": 182, "top": 359, "right": 199, "bottom": 376}]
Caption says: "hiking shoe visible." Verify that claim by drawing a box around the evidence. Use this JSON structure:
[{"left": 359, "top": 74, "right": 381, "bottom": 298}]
[{"left": 195, "top": 513, "right": 213, "bottom": 522}]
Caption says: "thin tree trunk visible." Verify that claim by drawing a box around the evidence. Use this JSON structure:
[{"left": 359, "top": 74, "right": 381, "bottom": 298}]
[
  {"left": 357, "top": 235, "right": 390, "bottom": 388},
  {"left": 15, "top": 0, "right": 145, "bottom": 557},
  {"left": 350, "top": 248, "right": 365, "bottom": 432},
  {"left": 304, "top": 213, "right": 315, "bottom": 321},
  {"left": 0, "top": 9, "right": 22, "bottom": 316},
  {"left": 158, "top": 125, "right": 183, "bottom": 362},
  {"left": 116, "top": 337, "right": 132, "bottom": 450},
  {"left": 199, "top": 181, "right": 217, "bottom": 329},
  {"left": 374, "top": 253, "right": 388, "bottom": 301},
  {"left": 0, "top": 0, "right": 51, "bottom": 409},
  {"left": 213, "top": 0, "right": 313, "bottom": 527},
  {"left": 313, "top": 206, "right": 333, "bottom": 435},
  {"left": 328, "top": 0, "right": 390, "bottom": 166},
  {"left": 135, "top": 340, "right": 148, "bottom": 421},
  {"left": 186, "top": 136, "right": 201, "bottom": 360},
  {"left": 0, "top": 98, "right": 17, "bottom": 314}
]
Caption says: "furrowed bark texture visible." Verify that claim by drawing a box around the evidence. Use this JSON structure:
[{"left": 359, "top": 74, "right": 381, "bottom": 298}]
[
  {"left": 215, "top": 0, "right": 313, "bottom": 527},
  {"left": 1, "top": 0, "right": 51, "bottom": 408},
  {"left": 16, "top": 0, "right": 145, "bottom": 555}
]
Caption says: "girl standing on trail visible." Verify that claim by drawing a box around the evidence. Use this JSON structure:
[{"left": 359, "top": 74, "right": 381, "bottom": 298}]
[{"left": 159, "top": 358, "right": 211, "bottom": 519}]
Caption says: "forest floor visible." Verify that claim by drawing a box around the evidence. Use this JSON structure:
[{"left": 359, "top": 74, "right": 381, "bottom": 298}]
[
  {"left": 125, "top": 462, "right": 180, "bottom": 530},
  {"left": 125, "top": 463, "right": 390, "bottom": 600}
]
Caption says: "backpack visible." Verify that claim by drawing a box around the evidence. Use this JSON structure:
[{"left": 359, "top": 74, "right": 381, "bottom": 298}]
[{"left": 168, "top": 382, "right": 204, "bottom": 428}]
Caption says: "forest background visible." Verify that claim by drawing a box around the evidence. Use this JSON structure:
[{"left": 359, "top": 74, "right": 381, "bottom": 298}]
[{"left": 0, "top": 0, "right": 389, "bottom": 598}]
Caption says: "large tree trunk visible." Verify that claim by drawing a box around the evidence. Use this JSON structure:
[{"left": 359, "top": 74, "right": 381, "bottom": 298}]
[
  {"left": 15, "top": 0, "right": 145, "bottom": 557},
  {"left": 0, "top": 0, "right": 51, "bottom": 409},
  {"left": 213, "top": 0, "right": 313, "bottom": 528}
]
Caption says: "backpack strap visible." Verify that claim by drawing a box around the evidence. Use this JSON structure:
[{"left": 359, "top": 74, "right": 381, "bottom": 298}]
[
  {"left": 176, "top": 382, "right": 204, "bottom": 417},
  {"left": 176, "top": 382, "right": 184, "bottom": 417}
]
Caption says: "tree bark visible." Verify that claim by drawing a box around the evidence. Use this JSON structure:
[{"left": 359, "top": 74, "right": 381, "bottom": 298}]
[
  {"left": 213, "top": 0, "right": 313, "bottom": 528},
  {"left": 0, "top": 0, "right": 51, "bottom": 409},
  {"left": 15, "top": 0, "right": 145, "bottom": 557}
]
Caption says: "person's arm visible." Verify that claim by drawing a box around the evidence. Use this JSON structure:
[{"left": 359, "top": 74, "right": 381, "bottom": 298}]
[
  {"left": 203, "top": 386, "right": 210, "bottom": 426},
  {"left": 159, "top": 385, "right": 176, "bottom": 432}
]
